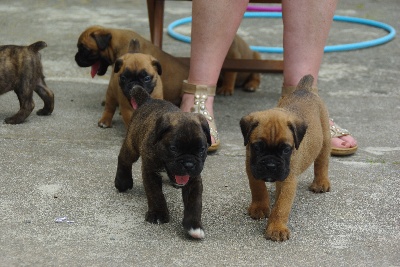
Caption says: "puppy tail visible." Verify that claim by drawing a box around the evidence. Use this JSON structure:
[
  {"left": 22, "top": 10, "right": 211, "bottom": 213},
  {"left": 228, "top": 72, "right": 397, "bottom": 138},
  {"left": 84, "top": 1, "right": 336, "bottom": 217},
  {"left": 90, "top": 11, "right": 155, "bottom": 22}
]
[
  {"left": 296, "top": 74, "right": 314, "bottom": 91},
  {"left": 28, "top": 41, "right": 47, "bottom": 52},
  {"left": 131, "top": 85, "right": 151, "bottom": 108}
]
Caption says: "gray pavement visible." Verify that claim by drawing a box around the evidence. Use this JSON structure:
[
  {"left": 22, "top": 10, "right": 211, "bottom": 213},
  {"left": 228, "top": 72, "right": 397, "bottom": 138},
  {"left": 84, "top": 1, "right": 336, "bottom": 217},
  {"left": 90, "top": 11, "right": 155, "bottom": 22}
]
[{"left": 0, "top": 0, "right": 399, "bottom": 266}]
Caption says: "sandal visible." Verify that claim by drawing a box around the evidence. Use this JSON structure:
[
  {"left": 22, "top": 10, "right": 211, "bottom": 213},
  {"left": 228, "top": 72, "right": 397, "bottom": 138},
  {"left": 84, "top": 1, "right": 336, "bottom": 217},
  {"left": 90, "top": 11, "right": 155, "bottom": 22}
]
[
  {"left": 330, "top": 119, "right": 358, "bottom": 156},
  {"left": 182, "top": 80, "right": 220, "bottom": 152}
]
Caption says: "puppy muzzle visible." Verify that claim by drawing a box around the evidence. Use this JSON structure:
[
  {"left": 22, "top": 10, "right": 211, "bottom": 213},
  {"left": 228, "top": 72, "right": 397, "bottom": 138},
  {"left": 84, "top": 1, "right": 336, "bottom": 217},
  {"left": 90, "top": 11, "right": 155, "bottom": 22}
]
[
  {"left": 251, "top": 156, "right": 289, "bottom": 182},
  {"left": 166, "top": 157, "right": 204, "bottom": 186}
]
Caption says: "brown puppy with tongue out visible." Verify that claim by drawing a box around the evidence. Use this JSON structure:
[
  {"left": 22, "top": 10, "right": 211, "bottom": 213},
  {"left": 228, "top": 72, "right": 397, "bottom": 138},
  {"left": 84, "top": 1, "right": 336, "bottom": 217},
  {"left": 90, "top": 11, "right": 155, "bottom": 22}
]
[
  {"left": 115, "top": 84, "right": 211, "bottom": 239},
  {"left": 100, "top": 39, "right": 164, "bottom": 128}
]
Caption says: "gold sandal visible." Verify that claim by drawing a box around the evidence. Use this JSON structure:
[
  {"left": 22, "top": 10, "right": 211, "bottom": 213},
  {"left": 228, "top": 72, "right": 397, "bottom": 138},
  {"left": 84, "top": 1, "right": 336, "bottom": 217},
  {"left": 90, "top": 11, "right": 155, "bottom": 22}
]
[
  {"left": 330, "top": 119, "right": 358, "bottom": 156},
  {"left": 182, "top": 80, "right": 220, "bottom": 152}
]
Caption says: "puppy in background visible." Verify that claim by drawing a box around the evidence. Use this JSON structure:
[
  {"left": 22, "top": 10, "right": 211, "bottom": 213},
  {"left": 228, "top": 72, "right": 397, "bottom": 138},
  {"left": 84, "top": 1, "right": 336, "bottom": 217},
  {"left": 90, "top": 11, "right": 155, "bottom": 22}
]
[
  {"left": 98, "top": 39, "right": 163, "bottom": 128},
  {"left": 240, "top": 75, "right": 331, "bottom": 241},
  {"left": 75, "top": 25, "right": 187, "bottom": 106},
  {"left": 0, "top": 41, "right": 54, "bottom": 124},
  {"left": 218, "top": 35, "right": 261, "bottom": 95},
  {"left": 115, "top": 84, "right": 211, "bottom": 239}
]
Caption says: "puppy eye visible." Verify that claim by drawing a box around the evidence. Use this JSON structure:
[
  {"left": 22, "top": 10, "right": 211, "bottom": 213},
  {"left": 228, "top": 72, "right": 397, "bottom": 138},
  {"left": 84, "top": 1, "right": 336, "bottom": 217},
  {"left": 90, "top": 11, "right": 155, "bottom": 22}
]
[
  {"left": 252, "top": 142, "right": 264, "bottom": 152},
  {"left": 199, "top": 146, "right": 206, "bottom": 155},
  {"left": 143, "top": 76, "right": 152, "bottom": 83},
  {"left": 119, "top": 76, "right": 126, "bottom": 83},
  {"left": 282, "top": 146, "right": 292, "bottom": 154},
  {"left": 169, "top": 145, "right": 177, "bottom": 152}
]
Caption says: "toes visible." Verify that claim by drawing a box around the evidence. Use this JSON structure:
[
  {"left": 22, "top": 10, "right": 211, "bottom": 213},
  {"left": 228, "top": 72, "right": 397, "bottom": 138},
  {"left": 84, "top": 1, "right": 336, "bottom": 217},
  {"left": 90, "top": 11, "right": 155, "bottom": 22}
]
[
  {"left": 188, "top": 228, "right": 205, "bottom": 239},
  {"left": 331, "top": 137, "right": 351, "bottom": 148},
  {"left": 340, "top": 135, "right": 357, "bottom": 147},
  {"left": 265, "top": 224, "right": 290, "bottom": 241},
  {"left": 248, "top": 202, "right": 270, "bottom": 219}
]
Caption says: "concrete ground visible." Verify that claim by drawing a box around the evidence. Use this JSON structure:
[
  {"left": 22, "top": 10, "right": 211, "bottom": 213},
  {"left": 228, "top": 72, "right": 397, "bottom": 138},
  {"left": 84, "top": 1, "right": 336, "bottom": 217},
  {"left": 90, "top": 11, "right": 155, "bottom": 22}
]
[{"left": 0, "top": 0, "right": 399, "bottom": 266}]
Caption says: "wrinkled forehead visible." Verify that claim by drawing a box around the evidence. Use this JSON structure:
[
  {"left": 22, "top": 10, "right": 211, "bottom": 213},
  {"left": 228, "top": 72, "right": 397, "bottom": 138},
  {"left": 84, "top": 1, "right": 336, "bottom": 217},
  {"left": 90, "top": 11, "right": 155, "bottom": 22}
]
[
  {"left": 121, "top": 54, "right": 154, "bottom": 68},
  {"left": 252, "top": 117, "right": 294, "bottom": 146}
]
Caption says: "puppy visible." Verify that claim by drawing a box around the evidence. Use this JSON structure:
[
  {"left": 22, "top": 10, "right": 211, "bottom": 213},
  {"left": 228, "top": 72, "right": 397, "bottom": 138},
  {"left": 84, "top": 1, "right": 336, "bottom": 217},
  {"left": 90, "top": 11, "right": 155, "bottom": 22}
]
[
  {"left": 218, "top": 35, "right": 262, "bottom": 95},
  {"left": 75, "top": 25, "right": 188, "bottom": 106},
  {"left": 240, "top": 75, "right": 331, "bottom": 241},
  {"left": 114, "top": 85, "right": 211, "bottom": 239},
  {"left": 98, "top": 39, "right": 163, "bottom": 128},
  {"left": 0, "top": 41, "right": 54, "bottom": 124}
]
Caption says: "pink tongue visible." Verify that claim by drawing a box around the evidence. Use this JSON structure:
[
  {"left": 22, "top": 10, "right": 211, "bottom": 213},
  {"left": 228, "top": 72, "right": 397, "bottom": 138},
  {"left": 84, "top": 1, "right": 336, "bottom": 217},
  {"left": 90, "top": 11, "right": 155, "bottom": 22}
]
[
  {"left": 91, "top": 61, "right": 100, "bottom": 78},
  {"left": 130, "top": 98, "right": 138, "bottom": 110},
  {"left": 175, "top": 175, "right": 190, "bottom": 186}
]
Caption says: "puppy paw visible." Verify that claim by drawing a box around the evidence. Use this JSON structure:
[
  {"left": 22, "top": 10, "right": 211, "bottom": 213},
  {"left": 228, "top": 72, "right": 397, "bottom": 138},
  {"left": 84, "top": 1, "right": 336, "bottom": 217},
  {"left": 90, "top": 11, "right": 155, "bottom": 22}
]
[
  {"left": 98, "top": 121, "right": 112, "bottom": 128},
  {"left": 265, "top": 223, "right": 290, "bottom": 241},
  {"left": 145, "top": 210, "right": 170, "bottom": 224},
  {"left": 98, "top": 117, "right": 112, "bottom": 128},
  {"left": 309, "top": 180, "right": 331, "bottom": 193},
  {"left": 248, "top": 202, "right": 270, "bottom": 219},
  {"left": 183, "top": 219, "right": 204, "bottom": 239},
  {"left": 36, "top": 108, "right": 52, "bottom": 116},
  {"left": 217, "top": 86, "right": 233, "bottom": 96},
  {"left": 243, "top": 81, "right": 259, "bottom": 92},
  {"left": 5, "top": 116, "right": 25, "bottom": 124},
  {"left": 188, "top": 228, "right": 205, "bottom": 239},
  {"left": 114, "top": 174, "right": 133, "bottom": 192}
]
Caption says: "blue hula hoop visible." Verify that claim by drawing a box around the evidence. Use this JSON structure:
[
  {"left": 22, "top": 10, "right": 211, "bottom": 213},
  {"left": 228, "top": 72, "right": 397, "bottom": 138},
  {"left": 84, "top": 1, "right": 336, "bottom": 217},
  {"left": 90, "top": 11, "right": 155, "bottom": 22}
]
[{"left": 167, "top": 12, "right": 396, "bottom": 53}]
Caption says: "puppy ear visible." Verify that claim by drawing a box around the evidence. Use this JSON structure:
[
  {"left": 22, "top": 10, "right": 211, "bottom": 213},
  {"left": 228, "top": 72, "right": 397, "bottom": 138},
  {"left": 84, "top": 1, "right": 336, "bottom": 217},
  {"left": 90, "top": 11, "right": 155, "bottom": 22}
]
[
  {"left": 288, "top": 119, "right": 308, "bottom": 150},
  {"left": 152, "top": 59, "right": 162, "bottom": 76},
  {"left": 128, "top": 39, "right": 141, "bottom": 53},
  {"left": 91, "top": 32, "right": 111, "bottom": 51},
  {"left": 240, "top": 115, "right": 259, "bottom": 146},
  {"left": 197, "top": 114, "right": 212, "bottom": 147},
  {"left": 114, "top": 59, "right": 123, "bottom": 73},
  {"left": 154, "top": 115, "right": 171, "bottom": 144}
]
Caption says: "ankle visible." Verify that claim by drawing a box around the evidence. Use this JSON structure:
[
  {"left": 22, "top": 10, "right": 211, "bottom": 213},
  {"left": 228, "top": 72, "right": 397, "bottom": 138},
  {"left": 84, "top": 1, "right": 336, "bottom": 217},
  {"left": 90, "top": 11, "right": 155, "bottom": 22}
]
[
  {"left": 180, "top": 81, "right": 216, "bottom": 117},
  {"left": 181, "top": 93, "right": 214, "bottom": 116}
]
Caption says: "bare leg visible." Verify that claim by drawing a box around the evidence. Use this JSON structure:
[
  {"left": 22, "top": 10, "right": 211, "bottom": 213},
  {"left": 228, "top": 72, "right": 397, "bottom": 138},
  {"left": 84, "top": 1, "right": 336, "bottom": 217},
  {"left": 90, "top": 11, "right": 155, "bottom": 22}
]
[
  {"left": 282, "top": 0, "right": 357, "bottom": 150},
  {"left": 180, "top": 0, "right": 249, "bottom": 145}
]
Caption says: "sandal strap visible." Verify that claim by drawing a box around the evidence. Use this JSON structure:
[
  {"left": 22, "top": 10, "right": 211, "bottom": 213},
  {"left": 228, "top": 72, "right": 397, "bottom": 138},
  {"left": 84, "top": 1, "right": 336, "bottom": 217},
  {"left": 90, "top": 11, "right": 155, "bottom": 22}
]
[
  {"left": 330, "top": 119, "right": 351, "bottom": 138},
  {"left": 182, "top": 80, "right": 216, "bottom": 96},
  {"left": 181, "top": 80, "right": 219, "bottom": 143}
]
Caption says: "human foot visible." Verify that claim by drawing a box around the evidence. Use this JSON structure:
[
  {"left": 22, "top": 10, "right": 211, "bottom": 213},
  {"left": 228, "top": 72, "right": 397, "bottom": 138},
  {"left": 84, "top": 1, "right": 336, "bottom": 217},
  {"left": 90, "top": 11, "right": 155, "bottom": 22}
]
[{"left": 330, "top": 119, "right": 357, "bottom": 156}]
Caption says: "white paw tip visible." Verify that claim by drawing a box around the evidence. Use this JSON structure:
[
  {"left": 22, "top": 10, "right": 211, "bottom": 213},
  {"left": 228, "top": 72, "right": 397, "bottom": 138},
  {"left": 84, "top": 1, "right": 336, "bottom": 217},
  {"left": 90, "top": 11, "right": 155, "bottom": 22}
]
[{"left": 188, "top": 228, "right": 205, "bottom": 239}]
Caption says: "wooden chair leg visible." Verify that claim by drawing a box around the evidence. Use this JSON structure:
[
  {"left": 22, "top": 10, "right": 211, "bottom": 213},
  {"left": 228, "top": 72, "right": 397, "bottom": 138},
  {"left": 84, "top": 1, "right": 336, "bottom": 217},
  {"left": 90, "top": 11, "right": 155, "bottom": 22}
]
[{"left": 147, "top": 0, "right": 165, "bottom": 48}]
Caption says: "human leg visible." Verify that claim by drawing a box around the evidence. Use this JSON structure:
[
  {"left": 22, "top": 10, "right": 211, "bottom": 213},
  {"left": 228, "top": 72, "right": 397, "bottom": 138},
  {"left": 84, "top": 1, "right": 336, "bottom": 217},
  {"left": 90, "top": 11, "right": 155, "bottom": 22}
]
[
  {"left": 281, "top": 0, "right": 357, "bottom": 155},
  {"left": 180, "top": 0, "right": 249, "bottom": 151}
]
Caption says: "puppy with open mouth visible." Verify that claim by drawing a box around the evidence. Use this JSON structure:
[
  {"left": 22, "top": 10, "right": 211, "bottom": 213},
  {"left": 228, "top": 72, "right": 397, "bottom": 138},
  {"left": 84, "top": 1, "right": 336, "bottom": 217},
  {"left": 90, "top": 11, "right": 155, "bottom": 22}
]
[
  {"left": 74, "top": 26, "right": 187, "bottom": 107},
  {"left": 114, "top": 84, "right": 211, "bottom": 239},
  {"left": 98, "top": 39, "right": 163, "bottom": 128}
]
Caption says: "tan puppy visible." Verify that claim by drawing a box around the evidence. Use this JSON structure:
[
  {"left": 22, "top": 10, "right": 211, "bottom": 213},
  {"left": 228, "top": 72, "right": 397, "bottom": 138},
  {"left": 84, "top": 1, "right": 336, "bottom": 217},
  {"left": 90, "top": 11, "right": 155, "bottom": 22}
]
[
  {"left": 0, "top": 41, "right": 54, "bottom": 124},
  {"left": 218, "top": 35, "right": 262, "bottom": 95},
  {"left": 75, "top": 25, "right": 187, "bottom": 106},
  {"left": 98, "top": 40, "right": 163, "bottom": 128},
  {"left": 240, "top": 75, "right": 331, "bottom": 241}
]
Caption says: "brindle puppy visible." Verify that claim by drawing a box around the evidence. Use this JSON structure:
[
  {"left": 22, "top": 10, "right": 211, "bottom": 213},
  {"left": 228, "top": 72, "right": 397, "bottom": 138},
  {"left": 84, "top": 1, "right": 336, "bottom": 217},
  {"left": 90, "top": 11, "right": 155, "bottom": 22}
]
[
  {"left": 115, "top": 85, "right": 211, "bottom": 239},
  {"left": 0, "top": 41, "right": 54, "bottom": 124}
]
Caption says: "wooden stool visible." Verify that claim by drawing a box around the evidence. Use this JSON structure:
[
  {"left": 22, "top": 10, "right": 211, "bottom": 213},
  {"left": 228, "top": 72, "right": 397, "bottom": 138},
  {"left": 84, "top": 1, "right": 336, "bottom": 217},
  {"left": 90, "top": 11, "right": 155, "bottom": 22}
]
[{"left": 146, "top": 0, "right": 283, "bottom": 73}]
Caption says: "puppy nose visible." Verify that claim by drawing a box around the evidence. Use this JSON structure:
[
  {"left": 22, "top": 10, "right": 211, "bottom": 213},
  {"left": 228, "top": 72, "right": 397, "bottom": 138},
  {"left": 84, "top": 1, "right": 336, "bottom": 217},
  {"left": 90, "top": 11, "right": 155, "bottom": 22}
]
[
  {"left": 182, "top": 161, "right": 195, "bottom": 170},
  {"left": 267, "top": 162, "right": 277, "bottom": 171},
  {"left": 265, "top": 161, "right": 278, "bottom": 171}
]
